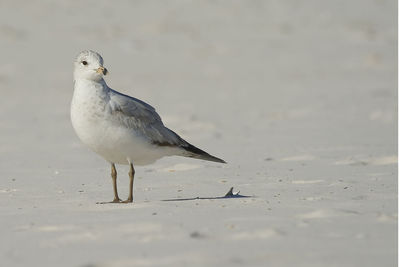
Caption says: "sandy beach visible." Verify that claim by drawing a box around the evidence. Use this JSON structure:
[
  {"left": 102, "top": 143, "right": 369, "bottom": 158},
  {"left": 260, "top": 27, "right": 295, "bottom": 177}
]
[{"left": 0, "top": 1, "right": 397, "bottom": 266}]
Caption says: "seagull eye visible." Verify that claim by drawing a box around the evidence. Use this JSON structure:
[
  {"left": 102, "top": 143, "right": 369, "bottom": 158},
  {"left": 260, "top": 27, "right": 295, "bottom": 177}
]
[{"left": 82, "top": 61, "right": 88, "bottom": 66}]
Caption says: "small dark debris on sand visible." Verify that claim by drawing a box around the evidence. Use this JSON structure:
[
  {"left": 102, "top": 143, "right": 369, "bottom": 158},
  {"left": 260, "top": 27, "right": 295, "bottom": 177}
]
[
  {"left": 190, "top": 231, "right": 206, "bottom": 239},
  {"left": 162, "top": 187, "right": 251, "bottom": 201}
]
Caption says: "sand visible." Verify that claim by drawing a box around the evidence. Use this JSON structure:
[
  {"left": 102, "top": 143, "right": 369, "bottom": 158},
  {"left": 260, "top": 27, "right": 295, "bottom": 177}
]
[{"left": 0, "top": 0, "right": 397, "bottom": 266}]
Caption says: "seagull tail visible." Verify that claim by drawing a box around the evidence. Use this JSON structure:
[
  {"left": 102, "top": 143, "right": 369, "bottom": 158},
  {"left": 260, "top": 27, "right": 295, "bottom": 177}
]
[{"left": 182, "top": 143, "right": 226, "bottom": 164}]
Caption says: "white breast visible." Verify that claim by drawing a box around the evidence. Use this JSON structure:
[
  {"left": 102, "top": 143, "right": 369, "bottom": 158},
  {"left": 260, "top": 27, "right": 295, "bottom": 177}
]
[{"left": 71, "top": 79, "right": 169, "bottom": 165}]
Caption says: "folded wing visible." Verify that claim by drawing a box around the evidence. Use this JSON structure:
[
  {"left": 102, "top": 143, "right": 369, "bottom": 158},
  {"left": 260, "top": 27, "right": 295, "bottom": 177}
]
[
  {"left": 108, "top": 89, "right": 182, "bottom": 146},
  {"left": 108, "top": 89, "right": 225, "bottom": 163}
]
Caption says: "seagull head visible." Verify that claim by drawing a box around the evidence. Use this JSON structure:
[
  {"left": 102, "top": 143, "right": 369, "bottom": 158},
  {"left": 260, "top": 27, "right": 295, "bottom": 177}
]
[{"left": 74, "top": 50, "right": 108, "bottom": 82}]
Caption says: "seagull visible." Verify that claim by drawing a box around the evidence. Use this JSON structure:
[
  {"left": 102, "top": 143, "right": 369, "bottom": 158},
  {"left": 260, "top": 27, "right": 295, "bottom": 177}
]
[{"left": 71, "top": 50, "right": 225, "bottom": 203}]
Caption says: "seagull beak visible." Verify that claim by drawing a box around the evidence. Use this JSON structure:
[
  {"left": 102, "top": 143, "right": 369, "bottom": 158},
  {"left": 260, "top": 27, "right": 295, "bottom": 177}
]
[{"left": 96, "top": 66, "right": 108, "bottom": 75}]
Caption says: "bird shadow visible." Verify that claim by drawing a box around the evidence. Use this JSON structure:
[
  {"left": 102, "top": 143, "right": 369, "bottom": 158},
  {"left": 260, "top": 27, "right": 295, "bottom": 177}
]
[{"left": 161, "top": 187, "right": 252, "bottom": 202}]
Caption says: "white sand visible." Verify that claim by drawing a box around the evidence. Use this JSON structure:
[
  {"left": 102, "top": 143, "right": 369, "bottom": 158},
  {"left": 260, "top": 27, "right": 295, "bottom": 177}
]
[{"left": 0, "top": 1, "right": 397, "bottom": 266}]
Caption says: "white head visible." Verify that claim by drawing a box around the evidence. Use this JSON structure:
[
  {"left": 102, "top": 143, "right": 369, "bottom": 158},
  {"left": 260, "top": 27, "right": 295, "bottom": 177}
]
[{"left": 74, "top": 50, "right": 108, "bottom": 82}]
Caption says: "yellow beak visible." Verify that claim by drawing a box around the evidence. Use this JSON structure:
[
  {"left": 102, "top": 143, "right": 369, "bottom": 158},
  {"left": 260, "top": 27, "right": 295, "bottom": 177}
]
[{"left": 96, "top": 66, "right": 108, "bottom": 75}]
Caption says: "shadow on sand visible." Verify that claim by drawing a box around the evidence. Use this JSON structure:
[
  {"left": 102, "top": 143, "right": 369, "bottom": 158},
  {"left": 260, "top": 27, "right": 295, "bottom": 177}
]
[{"left": 162, "top": 187, "right": 252, "bottom": 202}]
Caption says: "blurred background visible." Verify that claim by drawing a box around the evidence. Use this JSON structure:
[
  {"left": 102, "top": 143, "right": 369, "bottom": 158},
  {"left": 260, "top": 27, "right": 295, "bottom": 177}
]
[{"left": 0, "top": 1, "right": 397, "bottom": 267}]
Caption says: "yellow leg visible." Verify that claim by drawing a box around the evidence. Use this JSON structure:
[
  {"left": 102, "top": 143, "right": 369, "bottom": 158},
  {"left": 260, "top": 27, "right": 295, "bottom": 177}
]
[
  {"left": 98, "top": 163, "right": 121, "bottom": 204},
  {"left": 111, "top": 163, "right": 121, "bottom": 202},
  {"left": 122, "top": 163, "right": 135, "bottom": 203}
]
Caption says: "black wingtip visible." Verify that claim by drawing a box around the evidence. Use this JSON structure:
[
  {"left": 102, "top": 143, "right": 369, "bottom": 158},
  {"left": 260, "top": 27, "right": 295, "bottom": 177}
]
[
  {"left": 216, "top": 157, "right": 227, "bottom": 164},
  {"left": 206, "top": 155, "right": 227, "bottom": 164},
  {"left": 183, "top": 143, "right": 226, "bottom": 164}
]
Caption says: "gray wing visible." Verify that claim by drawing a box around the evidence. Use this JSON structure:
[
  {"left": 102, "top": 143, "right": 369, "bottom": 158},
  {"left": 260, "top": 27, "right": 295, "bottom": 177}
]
[
  {"left": 108, "top": 89, "right": 184, "bottom": 146},
  {"left": 108, "top": 89, "right": 226, "bottom": 163}
]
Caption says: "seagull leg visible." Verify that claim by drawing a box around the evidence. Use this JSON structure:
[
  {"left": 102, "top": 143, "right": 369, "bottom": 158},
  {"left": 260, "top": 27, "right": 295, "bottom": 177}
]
[
  {"left": 110, "top": 163, "right": 122, "bottom": 203},
  {"left": 98, "top": 163, "right": 121, "bottom": 204},
  {"left": 122, "top": 163, "right": 135, "bottom": 203}
]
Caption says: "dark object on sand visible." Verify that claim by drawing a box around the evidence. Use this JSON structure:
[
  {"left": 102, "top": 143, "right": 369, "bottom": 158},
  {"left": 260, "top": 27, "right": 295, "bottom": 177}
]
[{"left": 162, "top": 187, "right": 251, "bottom": 201}]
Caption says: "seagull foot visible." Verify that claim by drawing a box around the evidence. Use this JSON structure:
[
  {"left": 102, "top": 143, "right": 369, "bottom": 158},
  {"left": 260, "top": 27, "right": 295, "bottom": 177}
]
[
  {"left": 96, "top": 198, "right": 122, "bottom": 204},
  {"left": 121, "top": 198, "right": 133, "bottom": 203}
]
